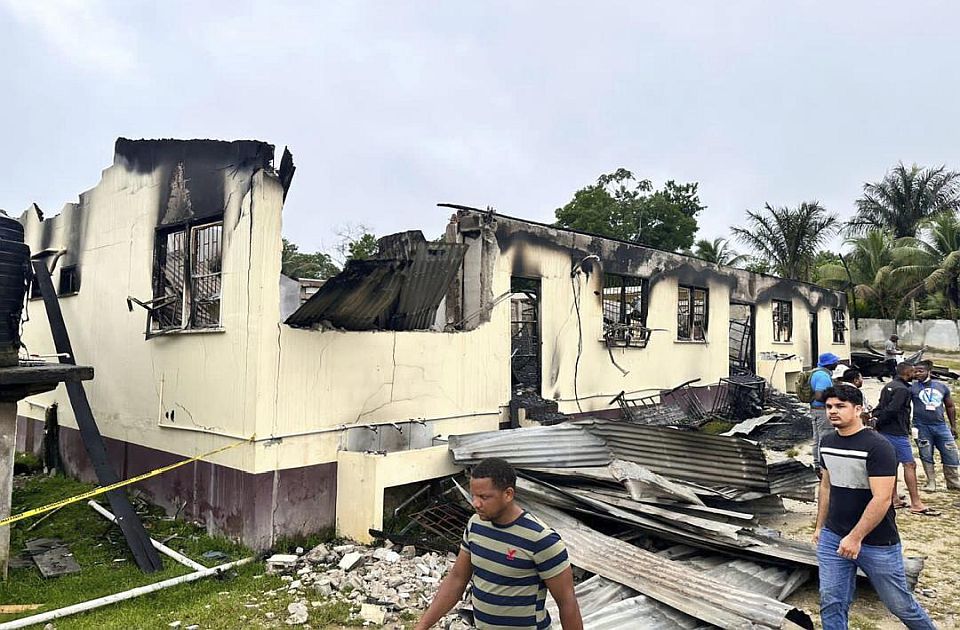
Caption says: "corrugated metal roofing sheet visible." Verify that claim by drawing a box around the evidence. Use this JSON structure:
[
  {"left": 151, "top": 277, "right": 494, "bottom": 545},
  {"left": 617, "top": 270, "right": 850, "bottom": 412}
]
[
  {"left": 448, "top": 424, "right": 612, "bottom": 467},
  {"left": 527, "top": 500, "right": 813, "bottom": 630},
  {"left": 285, "top": 231, "right": 467, "bottom": 331},
  {"left": 578, "top": 418, "right": 770, "bottom": 492}
]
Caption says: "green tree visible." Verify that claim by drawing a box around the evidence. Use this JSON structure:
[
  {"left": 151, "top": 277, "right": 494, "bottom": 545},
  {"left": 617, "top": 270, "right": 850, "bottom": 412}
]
[
  {"left": 281, "top": 238, "right": 340, "bottom": 280},
  {"left": 554, "top": 169, "right": 704, "bottom": 252},
  {"left": 817, "top": 230, "right": 910, "bottom": 319},
  {"left": 731, "top": 202, "right": 839, "bottom": 281},
  {"left": 347, "top": 233, "right": 379, "bottom": 261},
  {"left": 691, "top": 237, "right": 748, "bottom": 267},
  {"left": 892, "top": 213, "right": 960, "bottom": 319},
  {"left": 849, "top": 163, "right": 960, "bottom": 238}
]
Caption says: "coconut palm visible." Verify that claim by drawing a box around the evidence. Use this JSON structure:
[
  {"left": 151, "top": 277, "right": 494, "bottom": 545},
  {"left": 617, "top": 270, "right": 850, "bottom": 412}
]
[
  {"left": 849, "top": 163, "right": 960, "bottom": 238},
  {"left": 892, "top": 213, "right": 960, "bottom": 318},
  {"left": 817, "top": 230, "right": 911, "bottom": 319},
  {"left": 732, "top": 202, "right": 839, "bottom": 281},
  {"left": 691, "top": 237, "right": 749, "bottom": 267}
]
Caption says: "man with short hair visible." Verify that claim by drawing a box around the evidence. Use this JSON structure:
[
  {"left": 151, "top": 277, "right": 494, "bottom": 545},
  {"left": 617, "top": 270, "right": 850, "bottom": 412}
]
[
  {"left": 416, "top": 458, "right": 583, "bottom": 630},
  {"left": 839, "top": 369, "right": 874, "bottom": 426},
  {"left": 815, "top": 383, "right": 936, "bottom": 629},
  {"left": 811, "top": 352, "right": 842, "bottom": 476},
  {"left": 872, "top": 362, "right": 937, "bottom": 515},
  {"left": 911, "top": 360, "right": 960, "bottom": 491},
  {"left": 885, "top": 334, "right": 904, "bottom": 378}
]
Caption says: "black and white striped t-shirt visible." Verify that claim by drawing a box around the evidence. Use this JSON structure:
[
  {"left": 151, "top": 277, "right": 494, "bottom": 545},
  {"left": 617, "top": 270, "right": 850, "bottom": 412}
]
[{"left": 820, "top": 428, "right": 900, "bottom": 546}]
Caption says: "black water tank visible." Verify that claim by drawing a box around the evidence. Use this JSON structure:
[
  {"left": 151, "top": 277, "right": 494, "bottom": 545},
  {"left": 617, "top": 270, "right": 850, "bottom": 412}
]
[{"left": 0, "top": 216, "right": 30, "bottom": 366}]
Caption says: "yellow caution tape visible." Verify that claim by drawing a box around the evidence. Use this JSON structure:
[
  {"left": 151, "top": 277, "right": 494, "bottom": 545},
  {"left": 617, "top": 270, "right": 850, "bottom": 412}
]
[{"left": 0, "top": 435, "right": 254, "bottom": 528}]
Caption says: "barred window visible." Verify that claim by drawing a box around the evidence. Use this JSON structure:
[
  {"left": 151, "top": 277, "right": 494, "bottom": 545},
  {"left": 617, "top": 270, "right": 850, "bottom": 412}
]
[
  {"left": 678, "top": 285, "right": 708, "bottom": 341},
  {"left": 58, "top": 265, "right": 80, "bottom": 295},
  {"left": 773, "top": 299, "right": 793, "bottom": 342},
  {"left": 832, "top": 307, "right": 847, "bottom": 344},
  {"left": 602, "top": 274, "right": 649, "bottom": 347},
  {"left": 152, "top": 221, "right": 222, "bottom": 331}
]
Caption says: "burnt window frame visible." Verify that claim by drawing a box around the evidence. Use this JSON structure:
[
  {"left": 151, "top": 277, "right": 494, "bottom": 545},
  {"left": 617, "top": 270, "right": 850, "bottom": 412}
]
[
  {"left": 677, "top": 284, "right": 708, "bottom": 341},
  {"left": 602, "top": 273, "right": 650, "bottom": 348},
  {"left": 831, "top": 307, "right": 847, "bottom": 344},
  {"left": 772, "top": 299, "right": 793, "bottom": 342},
  {"left": 57, "top": 265, "right": 80, "bottom": 296},
  {"left": 150, "top": 218, "right": 224, "bottom": 334}
]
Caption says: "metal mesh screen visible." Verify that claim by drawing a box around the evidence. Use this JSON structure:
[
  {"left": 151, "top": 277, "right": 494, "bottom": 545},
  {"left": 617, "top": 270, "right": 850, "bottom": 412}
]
[
  {"left": 831, "top": 308, "right": 846, "bottom": 343},
  {"left": 153, "top": 229, "right": 186, "bottom": 329},
  {"left": 190, "top": 223, "right": 223, "bottom": 327},
  {"left": 603, "top": 274, "right": 649, "bottom": 347}
]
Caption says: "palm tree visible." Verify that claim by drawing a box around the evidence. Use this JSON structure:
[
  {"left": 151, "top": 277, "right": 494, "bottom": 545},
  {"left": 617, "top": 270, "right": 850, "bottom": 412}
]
[
  {"left": 892, "top": 213, "right": 960, "bottom": 318},
  {"left": 691, "top": 237, "right": 749, "bottom": 267},
  {"left": 732, "top": 202, "right": 839, "bottom": 281},
  {"left": 817, "top": 230, "right": 911, "bottom": 319},
  {"left": 849, "top": 163, "right": 960, "bottom": 238}
]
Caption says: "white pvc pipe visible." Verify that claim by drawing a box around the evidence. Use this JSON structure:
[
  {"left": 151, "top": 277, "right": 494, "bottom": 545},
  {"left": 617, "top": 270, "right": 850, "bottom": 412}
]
[
  {"left": 0, "top": 557, "right": 253, "bottom": 630},
  {"left": 87, "top": 501, "right": 206, "bottom": 572}
]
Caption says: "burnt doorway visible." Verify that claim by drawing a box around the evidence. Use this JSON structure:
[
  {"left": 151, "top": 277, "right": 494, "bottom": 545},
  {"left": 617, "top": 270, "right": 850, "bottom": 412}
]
[
  {"left": 510, "top": 277, "right": 541, "bottom": 392},
  {"left": 729, "top": 303, "right": 755, "bottom": 375},
  {"left": 809, "top": 311, "right": 819, "bottom": 367}
]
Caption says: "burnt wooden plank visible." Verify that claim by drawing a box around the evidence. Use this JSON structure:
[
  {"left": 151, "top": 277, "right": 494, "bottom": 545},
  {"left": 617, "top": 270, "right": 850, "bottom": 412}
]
[
  {"left": 0, "top": 364, "right": 93, "bottom": 386},
  {"left": 32, "top": 260, "right": 163, "bottom": 573}
]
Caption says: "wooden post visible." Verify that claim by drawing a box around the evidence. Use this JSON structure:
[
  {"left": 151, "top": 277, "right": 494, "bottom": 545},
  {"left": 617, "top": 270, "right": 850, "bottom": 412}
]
[{"left": 0, "top": 401, "right": 18, "bottom": 580}]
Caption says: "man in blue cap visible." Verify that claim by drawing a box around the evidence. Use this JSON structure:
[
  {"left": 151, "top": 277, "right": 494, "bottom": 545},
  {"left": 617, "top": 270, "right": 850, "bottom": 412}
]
[{"left": 811, "top": 352, "right": 842, "bottom": 476}]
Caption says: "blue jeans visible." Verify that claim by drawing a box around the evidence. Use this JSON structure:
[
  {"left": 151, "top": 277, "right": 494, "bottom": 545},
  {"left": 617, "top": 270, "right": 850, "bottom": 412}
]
[
  {"left": 916, "top": 422, "right": 960, "bottom": 466},
  {"left": 817, "top": 528, "right": 936, "bottom": 629}
]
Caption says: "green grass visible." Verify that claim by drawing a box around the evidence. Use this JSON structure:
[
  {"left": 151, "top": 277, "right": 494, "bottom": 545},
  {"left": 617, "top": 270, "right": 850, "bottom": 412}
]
[
  {"left": 700, "top": 419, "right": 736, "bottom": 435},
  {"left": 0, "top": 474, "right": 330, "bottom": 629},
  {"left": 13, "top": 452, "right": 42, "bottom": 475}
]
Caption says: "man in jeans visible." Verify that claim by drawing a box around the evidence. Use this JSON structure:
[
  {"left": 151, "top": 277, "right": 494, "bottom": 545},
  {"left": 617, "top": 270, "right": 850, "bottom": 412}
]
[
  {"left": 872, "top": 362, "right": 937, "bottom": 515},
  {"left": 815, "top": 383, "right": 936, "bottom": 629},
  {"left": 912, "top": 360, "right": 960, "bottom": 491},
  {"left": 810, "top": 352, "right": 841, "bottom": 476}
]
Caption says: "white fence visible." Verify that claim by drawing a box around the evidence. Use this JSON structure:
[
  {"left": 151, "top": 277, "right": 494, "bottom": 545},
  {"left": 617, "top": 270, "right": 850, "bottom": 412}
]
[{"left": 851, "top": 318, "right": 960, "bottom": 352}]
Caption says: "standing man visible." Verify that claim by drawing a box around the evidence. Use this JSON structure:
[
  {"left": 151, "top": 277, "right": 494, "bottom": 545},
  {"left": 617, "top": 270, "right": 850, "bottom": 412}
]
[
  {"left": 912, "top": 360, "right": 960, "bottom": 491},
  {"left": 885, "top": 334, "right": 904, "bottom": 378},
  {"left": 872, "top": 363, "right": 938, "bottom": 516},
  {"left": 814, "top": 383, "right": 936, "bottom": 629},
  {"left": 416, "top": 458, "right": 583, "bottom": 630},
  {"left": 839, "top": 369, "right": 874, "bottom": 427},
  {"left": 811, "top": 352, "right": 841, "bottom": 476}
]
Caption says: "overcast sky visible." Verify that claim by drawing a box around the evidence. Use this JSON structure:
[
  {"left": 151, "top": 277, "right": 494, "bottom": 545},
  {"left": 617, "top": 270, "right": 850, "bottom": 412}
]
[{"left": 2, "top": 1, "right": 958, "bottom": 256}]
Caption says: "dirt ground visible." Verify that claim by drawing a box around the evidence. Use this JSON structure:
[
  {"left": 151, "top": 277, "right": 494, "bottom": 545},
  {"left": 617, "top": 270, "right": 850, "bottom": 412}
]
[{"left": 774, "top": 378, "right": 960, "bottom": 629}]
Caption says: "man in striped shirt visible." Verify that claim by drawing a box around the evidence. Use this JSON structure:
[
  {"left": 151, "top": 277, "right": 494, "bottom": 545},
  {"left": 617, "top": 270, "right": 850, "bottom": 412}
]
[{"left": 416, "top": 458, "right": 583, "bottom": 629}]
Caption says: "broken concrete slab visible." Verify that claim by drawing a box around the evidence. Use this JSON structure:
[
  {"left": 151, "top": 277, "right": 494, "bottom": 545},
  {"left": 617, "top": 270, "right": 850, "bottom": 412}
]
[
  {"left": 265, "top": 554, "right": 299, "bottom": 574},
  {"left": 360, "top": 603, "right": 387, "bottom": 625},
  {"left": 338, "top": 551, "right": 363, "bottom": 571}
]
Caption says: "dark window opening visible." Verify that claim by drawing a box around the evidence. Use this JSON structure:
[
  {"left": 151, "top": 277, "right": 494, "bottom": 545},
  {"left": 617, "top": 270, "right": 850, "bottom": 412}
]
[
  {"left": 677, "top": 285, "right": 708, "bottom": 341},
  {"left": 58, "top": 265, "right": 80, "bottom": 295},
  {"left": 151, "top": 221, "right": 222, "bottom": 332},
  {"left": 832, "top": 308, "right": 846, "bottom": 344},
  {"left": 773, "top": 299, "right": 793, "bottom": 342},
  {"left": 510, "top": 277, "right": 541, "bottom": 391},
  {"left": 602, "top": 274, "right": 649, "bottom": 347}
]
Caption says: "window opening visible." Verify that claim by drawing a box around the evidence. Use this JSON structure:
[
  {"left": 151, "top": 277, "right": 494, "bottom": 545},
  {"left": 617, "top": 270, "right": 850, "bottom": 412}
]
[
  {"left": 151, "top": 221, "right": 222, "bottom": 332},
  {"left": 677, "top": 285, "right": 708, "bottom": 341},
  {"left": 602, "top": 274, "right": 649, "bottom": 347},
  {"left": 773, "top": 299, "right": 793, "bottom": 342},
  {"left": 58, "top": 265, "right": 80, "bottom": 295},
  {"left": 510, "top": 277, "right": 541, "bottom": 391},
  {"left": 831, "top": 308, "right": 846, "bottom": 343}
]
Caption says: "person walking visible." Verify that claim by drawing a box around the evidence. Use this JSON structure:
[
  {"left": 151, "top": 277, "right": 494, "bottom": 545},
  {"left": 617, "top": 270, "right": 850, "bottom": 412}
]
[
  {"left": 871, "top": 362, "right": 938, "bottom": 516},
  {"left": 885, "top": 334, "right": 904, "bottom": 378},
  {"left": 811, "top": 352, "right": 841, "bottom": 476},
  {"left": 911, "top": 360, "right": 960, "bottom": 491},
  {"left": 814, "top": 383, "right": 936, "bottom": 629},
  {"left": 416, "top": 457, "right": 583, "bottom": 630}
]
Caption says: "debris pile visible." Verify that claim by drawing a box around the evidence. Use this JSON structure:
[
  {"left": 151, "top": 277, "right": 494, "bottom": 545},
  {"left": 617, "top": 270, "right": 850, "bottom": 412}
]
[
  {"left": 264, "top": 542, "right": 470, "bottom": 628},
  {"left": 446, "top": 419, "right": 927, "bottom": 629}
]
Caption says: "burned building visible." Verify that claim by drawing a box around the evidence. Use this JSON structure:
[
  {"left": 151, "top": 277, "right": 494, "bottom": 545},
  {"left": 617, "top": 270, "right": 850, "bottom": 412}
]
[{"left": 13, "top": 138, "right": 848, "bottom": 548}]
